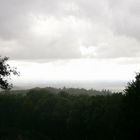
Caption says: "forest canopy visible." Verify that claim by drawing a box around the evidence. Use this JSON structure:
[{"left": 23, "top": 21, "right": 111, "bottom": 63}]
[{"left": 0, "top": 72, "right": 139, "bottom": 140}]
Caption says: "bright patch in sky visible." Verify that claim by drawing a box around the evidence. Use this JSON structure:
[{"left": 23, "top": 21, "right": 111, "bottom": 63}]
[
  {"left": 10, "top": 59, "right": 139, "bottom": 84},
  {"left": 80, "top": 46, "right": 97, "bottom": 57}
]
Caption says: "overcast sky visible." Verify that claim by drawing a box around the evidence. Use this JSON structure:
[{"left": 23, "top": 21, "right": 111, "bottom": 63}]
[{"left": 0, "top": 0, "right": 140, "bottom": 86}]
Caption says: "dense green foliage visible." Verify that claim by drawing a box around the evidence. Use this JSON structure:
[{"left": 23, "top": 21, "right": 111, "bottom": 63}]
[
  {"left": 0, "top": 89, "right": 122, "bottom": 140},
  {"left": 0, "top": 73, "right": 139, "bottom": 140}
]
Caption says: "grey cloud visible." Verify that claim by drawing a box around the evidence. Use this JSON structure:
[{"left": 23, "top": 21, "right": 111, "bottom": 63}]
[
  {"left": 95, "top": 36, "right": 140, "bottom": 58},
  {"left": 108, "top": 0, "right": 140, "bottom": 40},
  {"left": 0, "top": 0, "right": 140, "bottom": 60}
]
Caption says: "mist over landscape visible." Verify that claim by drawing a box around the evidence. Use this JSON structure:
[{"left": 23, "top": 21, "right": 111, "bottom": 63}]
[{"left": 12, "top": 80, "right": 126, "bottom": 92}]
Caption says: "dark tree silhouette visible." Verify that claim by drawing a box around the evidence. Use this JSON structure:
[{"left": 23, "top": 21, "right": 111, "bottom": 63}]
[
  {"left": 125, "top": 72, "right": 140, "bottom": 95},
  {"left": 0, "top": 56, "right": 19, "bottom": 90},
  {"left": 119, "top": 72, "right": 140, "bottom": 140}
]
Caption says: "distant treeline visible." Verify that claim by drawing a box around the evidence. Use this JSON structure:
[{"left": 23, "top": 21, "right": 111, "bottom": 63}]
[
  {"left": 2, "top": 86, "right": 113, "bottom": 95},
  {"left": 0, "top": 76, "right": 140, "bottom": 140}
]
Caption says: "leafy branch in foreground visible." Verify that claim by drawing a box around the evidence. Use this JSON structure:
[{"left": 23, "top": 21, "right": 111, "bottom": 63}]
[{"left": 0, "top": 56, "right": 19, "bottom": 90}]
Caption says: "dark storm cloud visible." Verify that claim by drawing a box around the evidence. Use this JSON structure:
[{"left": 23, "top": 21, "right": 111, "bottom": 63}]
[{"left": 0, "top": 0, "right": 140, "bottom": 60}]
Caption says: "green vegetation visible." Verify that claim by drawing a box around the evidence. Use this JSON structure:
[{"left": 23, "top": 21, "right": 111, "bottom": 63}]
[
  {"left": 0, "top": 56, "right": 140, "bottom": 139},
  {"left": 0, "top": 89, "right": 122, "bottom": 140},
  {"left": 0, "top": 56, "right": 19, "bottom": 90},
  {"left": 0, "top": 73, "right": 139, "bottom": 140}
]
